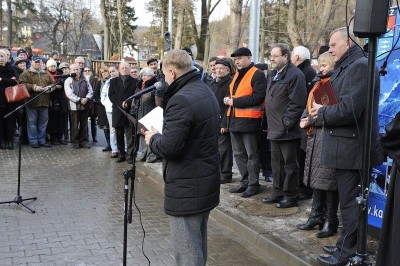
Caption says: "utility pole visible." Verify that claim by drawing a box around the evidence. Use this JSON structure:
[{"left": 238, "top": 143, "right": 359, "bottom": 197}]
[{"left": 248, "top": 0, "right": 260, "bottom": 63}]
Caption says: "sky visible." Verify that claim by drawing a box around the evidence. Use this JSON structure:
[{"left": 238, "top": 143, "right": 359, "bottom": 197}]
[{"left": 134, "top": 0, "right": 230, "bottom": 27}]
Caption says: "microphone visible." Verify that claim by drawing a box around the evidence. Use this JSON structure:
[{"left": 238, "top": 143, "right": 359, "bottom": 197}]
[
  {"left": 54, "top": 73, "right": 77, "bottom": 79},
  {"left": 126, "top": 81, "right": 163, "bottom": 101}
]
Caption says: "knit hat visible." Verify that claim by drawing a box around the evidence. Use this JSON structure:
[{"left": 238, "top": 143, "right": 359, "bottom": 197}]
[
  {"left": 147, "top": 58, "right": 158, "bottom": 65},
  {"left": 14, "top": 57, "right": 27, "bottom": 65},
  {"left": 231, "top": 47, "right": 252, "bottom": 57},
  {"left": 59, "top": 62, "right": 70, "bottom": 69},
  {"left": 46, "top": 59, "right": 57, "bottom": 68},
  {"left": 17, "top": 48, "right": 27, "bottom": 56}
]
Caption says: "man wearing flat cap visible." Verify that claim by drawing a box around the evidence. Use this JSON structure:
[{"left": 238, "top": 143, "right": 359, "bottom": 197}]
[
  {"left": 147, "top": 58, "right": 159, "bottom": 76},
  {"left": 224, "top": 47, "right": 267, "bottom": 198}
]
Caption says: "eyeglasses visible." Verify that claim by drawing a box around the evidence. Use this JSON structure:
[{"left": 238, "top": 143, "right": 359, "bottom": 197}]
[
  {"left": 84, "top": 70, "right": 91, "bottom": 72},
  {"left": 77, "top": 62, "right": 84, "bottom": 64}
]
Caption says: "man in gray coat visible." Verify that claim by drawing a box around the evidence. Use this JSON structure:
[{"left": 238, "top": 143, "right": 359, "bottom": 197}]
[{"left": 311, "top": 27, "right": 383, "bottom": 266}]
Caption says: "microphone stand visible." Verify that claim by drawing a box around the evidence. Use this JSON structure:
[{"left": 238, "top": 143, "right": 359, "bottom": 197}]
[
  {"left": 0, "top": 81, "right": 61, "bottom": 213},
  {"left": 349, "top": 37, "right": 378, "bottom": 266},
  {"left": 117, "top": 96, "right": 141, "bottom": 266}
]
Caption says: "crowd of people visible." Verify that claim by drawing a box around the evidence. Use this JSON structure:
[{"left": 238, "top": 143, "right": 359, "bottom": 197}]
[{"left": 0, "top": 25, "right": 388, "bottom": 266}]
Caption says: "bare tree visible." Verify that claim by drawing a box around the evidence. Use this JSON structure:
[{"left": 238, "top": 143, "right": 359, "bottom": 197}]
[
  {"left": 100, "top": 0, "right": 110, "bottom": 59},
  {"left": 230, "top": 0, "right": 243, "bottom": 53},
  {"left": 68, "top": 1, "right": 93, "bottom": 54}
]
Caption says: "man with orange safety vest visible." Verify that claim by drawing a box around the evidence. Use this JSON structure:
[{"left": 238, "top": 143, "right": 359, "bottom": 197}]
[
  {"left": 263, "top": 43, "right": 307, "bottom": 208},
  {"left": 223, "top": 47, "right": 267, "bottom": 198}
]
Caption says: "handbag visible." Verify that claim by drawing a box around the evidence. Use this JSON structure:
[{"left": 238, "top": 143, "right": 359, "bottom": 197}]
[{"left": 5, "top": 82, "right": 30, "bottom": 103}]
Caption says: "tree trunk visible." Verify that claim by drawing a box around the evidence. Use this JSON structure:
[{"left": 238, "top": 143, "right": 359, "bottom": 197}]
[
  {"left": 117, "top": 0, "right": 124, "bottom": 60},
  {"left": 174, "top": 3, "right": 185, "bottom": 49},
  {"left": 100, "top": 0, "right": 109, "bottom": 60},
  {"left": 230, "top": 0, "right": 243, "bottom": 53},
  {"left": 287, "top": 0, "right": 302, "bottom": 47},
  {"left": 160, "top": 0, "right": 168, "bottom": 58}
]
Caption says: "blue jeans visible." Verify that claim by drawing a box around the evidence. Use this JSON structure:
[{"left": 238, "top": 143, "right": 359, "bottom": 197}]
[{"left": 26, "top": 107, "right": 49, "bottom": 145}]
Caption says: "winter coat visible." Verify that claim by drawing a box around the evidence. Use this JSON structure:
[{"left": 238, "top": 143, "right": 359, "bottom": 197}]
[
  {"left": 315, "top": 45, "right": 383, "bottom": 170},
  {"left": 64, "top": 75, "right": 93, "bottom": 111},
  {"left": 227, "top": 63, "right": 267, "bottom": 132},
  {"left": 297, "top": 59, "right": 317, "bottom": 94},
  {"left": 376, "top": 111, "right": 400, "bottom": 266},
  {"left": 0, "top": 64, "right": 18, "bottom": 108},
  {"left": 132, "top": 76, "right": 158, "bottom": 120},
  {"left": 94, "top": 78, "right": 109, "bottom": 126},
  {"left": 149, "top": 70, "right": 220, "bottom": 216},
  {"left": 108, "top": 75, "right": 137, "bottom": 128},
  {"left": 19, "top": 67, "right": 55, "bottom": 108},
  {"left": 209, "top": 74, "right": 232, "bottom": 128},
  {"left": 265, "top": 63, "right": 307, "bottom": 140}
]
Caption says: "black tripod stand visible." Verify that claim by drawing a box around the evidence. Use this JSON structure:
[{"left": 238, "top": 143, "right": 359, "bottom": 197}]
[
  {"left": 0, "top": 82, "right": 60, "bottom": 213},
  {"left": 117, "top": 100, "right": 140, "bottom": 266},
  {"left": 0, "top": 107, "right": 37, "bottom": 213}
]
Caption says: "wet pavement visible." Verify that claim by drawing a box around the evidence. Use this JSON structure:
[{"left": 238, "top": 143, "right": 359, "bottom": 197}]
[
  {"left": 0, "top": 137, "right": 269, "bottom": 265},
  {"left": 0, "top": 131, "right": 379, "bottom": 265}
]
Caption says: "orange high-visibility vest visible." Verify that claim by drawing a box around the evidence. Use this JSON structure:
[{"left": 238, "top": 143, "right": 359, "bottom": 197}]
[{"left": 227, "top": 66, "right": 264, "bottom": 118}]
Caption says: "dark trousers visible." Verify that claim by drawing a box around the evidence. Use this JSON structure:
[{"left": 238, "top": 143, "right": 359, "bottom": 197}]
[
  {"left": 270, "top": 139, "right": 300, "bottom": 200},
  {"left": 116, "top": 123, "right": 134, "bottom": 160},
  {"left": 333, "top": 169, "right": 360, "bottom": 260},
  {"left": 230, "top": 131, "right": 260, "bottom": 187},
  {"left": 70, "top": 109, "right": 89, "bottom": 145},
  {"left": 218, "top": 133, "right": 233, "bottom": 177},
  {"left": 259, "top": 131, "right": 272, "bottom": 177},
  {"left": 0, "top": 107, "right": 15, "bottom": 145}
]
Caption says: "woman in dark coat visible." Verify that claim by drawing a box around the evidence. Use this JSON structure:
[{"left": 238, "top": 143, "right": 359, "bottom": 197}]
[
  {"left": 296, "top": 52, "right": 339, "bottom": 238},
  {"left": 133, "top": 67, "right": 158, "bottom": 163},
  {"left": 46, "top": 59, "right": 65, "bottom": 145},
  {"left": 0, "top": 50, "right": 18, "bottom": 149},
  {"left": 94, "top": 66, "right": 111, "bottom": 150},
  {"left": 376, "top": 111, "right": 400, "bottom": 266}
]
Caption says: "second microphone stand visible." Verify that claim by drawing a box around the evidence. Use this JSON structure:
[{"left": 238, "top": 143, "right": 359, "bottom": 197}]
[{"left": 0, "top": 81, "right": 61, "bottom": 213}]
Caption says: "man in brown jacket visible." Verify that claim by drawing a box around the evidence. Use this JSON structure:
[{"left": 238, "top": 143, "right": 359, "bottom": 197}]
[{"left": 19, "top": 55, "right": 55, "bottom": 148}]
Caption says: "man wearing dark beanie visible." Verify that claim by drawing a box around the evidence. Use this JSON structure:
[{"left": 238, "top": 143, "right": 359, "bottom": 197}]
[{"left": 224, "top": 47, "right": 267, "bottom": 198}]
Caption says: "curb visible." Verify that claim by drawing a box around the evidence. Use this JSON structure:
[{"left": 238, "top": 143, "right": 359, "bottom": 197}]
[{"left": 136, "top": 162, "right": 317, "bottom": 266}]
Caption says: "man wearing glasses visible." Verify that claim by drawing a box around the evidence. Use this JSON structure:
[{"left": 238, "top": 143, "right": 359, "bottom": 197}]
[{"left": 263, "top": 43, "right": 307, "bottom": 208}]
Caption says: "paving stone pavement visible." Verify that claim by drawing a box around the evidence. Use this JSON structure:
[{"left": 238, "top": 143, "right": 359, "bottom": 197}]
[{"left": 0, "top": 138, "right": 269, "bottom": 265}]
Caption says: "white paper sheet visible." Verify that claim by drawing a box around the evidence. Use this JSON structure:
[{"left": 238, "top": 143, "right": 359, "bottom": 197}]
[{"left": 138, "top": 106, "right": 164, "bottom": 134}]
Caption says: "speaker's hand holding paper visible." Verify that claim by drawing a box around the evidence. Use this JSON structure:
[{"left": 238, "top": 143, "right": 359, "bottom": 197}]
[{"left": 138, "top": 106, "right": 163, "bottom": 134}]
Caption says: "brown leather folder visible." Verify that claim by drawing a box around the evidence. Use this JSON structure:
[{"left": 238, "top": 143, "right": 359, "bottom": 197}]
[{"left": 313, "top": 80, "right": 337, "bottom": 106}]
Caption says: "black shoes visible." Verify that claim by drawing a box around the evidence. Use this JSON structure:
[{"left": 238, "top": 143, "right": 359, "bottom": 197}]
[
  {"left": 276, "top": 199, "right": 298, "bottom": 208},
  {"left": 220, "top": 175, "right": 232, "bottom": 184},
  {"left": 317, "top": 255, "right": 348, "bottom": 266},
  {"left": 241, "top": 186, "right": 259, "bottom": 198},
  {"left": 323, "top": 246, "right": 339, "bottom": 255},
  {"left": 229, "top": 184, "right": 247, "bottom": 193},
  {"left": 262, "top": 194, "right": 283, "bottom": 204},
  {"left": 31, "top": 143, "right": 39, "bottom": 148},
  {"left": 316, "top": 222, "right": 338, "bottom": 238},
  {"left": 102, "top": 146, "right": 112, "bottom": 152},
  {"left": 39, "top": 142, "right": 51, "bottom": 148},
  {"left": 296, "top": 216, "right": 325, "bottom": 230},
  {"left": 116, "top": 157, "right": 126, "bottom": 163}
]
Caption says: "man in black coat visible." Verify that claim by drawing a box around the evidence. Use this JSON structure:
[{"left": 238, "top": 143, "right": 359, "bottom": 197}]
[
  {"left": 145, "top": 49, "right": 220, "bottom": 266},
  {"left": 291, "top": 45, "right": 317, "bottom": 200},
  {"left": 312, "top": 27, "right": 383, "bottom": 266},
  {"left": 263, "top": 43, "right": 307, "bottom": 208},
  {"left": 108, "top": 62, "right": 138, "bottom": 163},
  {"left": 209, "top": 58, "right": 233, "bottom": 183}
]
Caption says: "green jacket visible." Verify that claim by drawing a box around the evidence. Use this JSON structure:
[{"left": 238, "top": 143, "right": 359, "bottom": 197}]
[{"left": 19, "top": 67, "right": 55, "bottom": 108}]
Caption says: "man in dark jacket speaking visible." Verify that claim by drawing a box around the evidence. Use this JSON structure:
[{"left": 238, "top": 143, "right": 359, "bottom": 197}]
[{"left": 145, "top": 49, "right": 220, "bottom": 266}]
